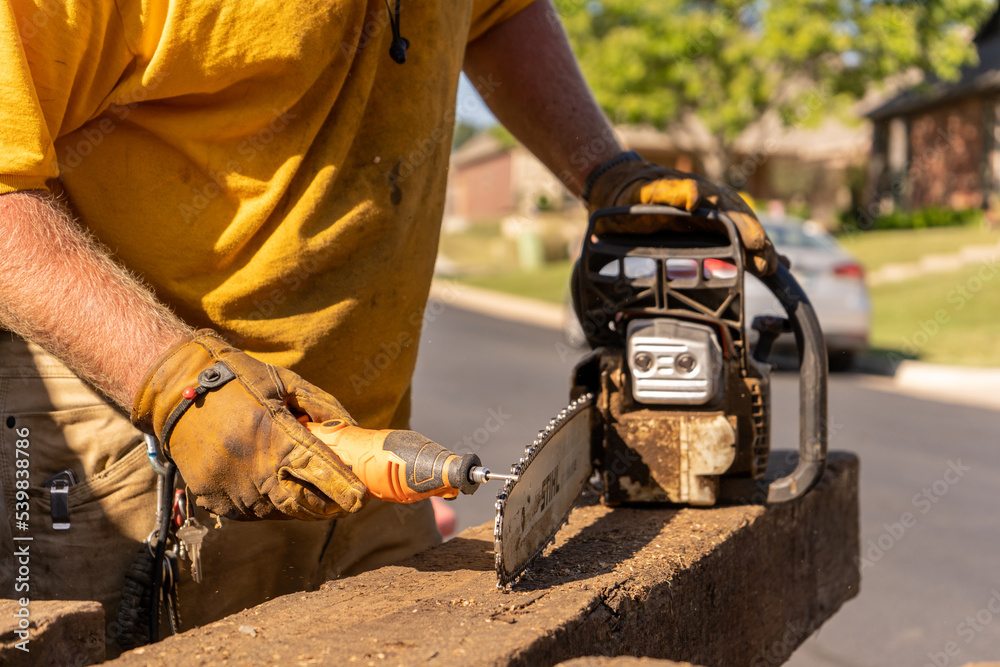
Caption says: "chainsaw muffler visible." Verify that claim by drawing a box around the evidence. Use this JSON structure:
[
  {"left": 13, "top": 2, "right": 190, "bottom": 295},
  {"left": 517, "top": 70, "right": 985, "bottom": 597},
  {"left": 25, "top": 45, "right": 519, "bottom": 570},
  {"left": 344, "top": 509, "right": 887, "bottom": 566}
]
[{"left": 570, "top": 204, "right": 828, "bottom": 506}]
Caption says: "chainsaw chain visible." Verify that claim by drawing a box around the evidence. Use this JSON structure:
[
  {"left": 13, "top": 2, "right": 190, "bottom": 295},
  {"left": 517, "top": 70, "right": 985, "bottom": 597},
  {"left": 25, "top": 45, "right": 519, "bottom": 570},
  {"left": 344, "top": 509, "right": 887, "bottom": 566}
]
[{"left": 493, "top": 391, "right": 595, "bottom": 590}]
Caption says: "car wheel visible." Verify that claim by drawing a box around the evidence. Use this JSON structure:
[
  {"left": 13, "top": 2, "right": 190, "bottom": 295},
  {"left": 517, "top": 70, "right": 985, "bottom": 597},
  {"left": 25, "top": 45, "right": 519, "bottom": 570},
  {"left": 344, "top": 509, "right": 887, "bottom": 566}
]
[{"left": 828, "top": 350, "right": 855, "bottom": 372}]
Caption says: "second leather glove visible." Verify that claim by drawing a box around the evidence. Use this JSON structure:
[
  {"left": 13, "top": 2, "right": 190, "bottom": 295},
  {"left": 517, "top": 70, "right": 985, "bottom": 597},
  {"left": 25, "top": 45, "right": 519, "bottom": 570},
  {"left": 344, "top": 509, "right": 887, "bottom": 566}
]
[{"left": 585, "top": 156, "right": 779, "bottom": 277}]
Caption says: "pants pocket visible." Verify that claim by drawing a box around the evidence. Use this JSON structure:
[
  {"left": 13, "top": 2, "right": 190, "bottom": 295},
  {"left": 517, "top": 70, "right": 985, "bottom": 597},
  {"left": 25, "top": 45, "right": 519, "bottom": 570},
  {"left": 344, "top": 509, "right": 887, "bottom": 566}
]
[
  {"left": 27, "top": 443, "right": 158, "bottom": 598},
  {"left": 0, "top": 398, "right": 157, "bottom": 644}
]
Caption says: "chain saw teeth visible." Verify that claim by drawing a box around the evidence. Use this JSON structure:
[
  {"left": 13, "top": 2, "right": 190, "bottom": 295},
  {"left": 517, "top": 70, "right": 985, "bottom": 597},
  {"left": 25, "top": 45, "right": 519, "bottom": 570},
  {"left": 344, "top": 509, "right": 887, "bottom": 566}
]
[{"left": 494, "top": 392, "right": 595, "bottom": 590}]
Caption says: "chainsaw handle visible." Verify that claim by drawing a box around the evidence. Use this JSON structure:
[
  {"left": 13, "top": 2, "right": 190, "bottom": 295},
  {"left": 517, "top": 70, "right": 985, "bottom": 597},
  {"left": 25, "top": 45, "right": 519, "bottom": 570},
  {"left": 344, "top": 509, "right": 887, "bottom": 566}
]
[
  {"left": 760, "top": 262, "right": 828, "bottom": 502},
  {"left": 588, "top": 203, "right": 720, "bottom": 223},
  {"left": 585, "top": 204, "right": 743, "bottom": 255}
]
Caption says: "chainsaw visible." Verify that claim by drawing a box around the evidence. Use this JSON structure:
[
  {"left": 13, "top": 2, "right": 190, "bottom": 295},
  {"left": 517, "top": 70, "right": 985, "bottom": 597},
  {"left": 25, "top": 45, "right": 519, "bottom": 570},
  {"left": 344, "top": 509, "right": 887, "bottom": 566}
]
[{"left": 493, "top": 204, "right": 829, "bottom": 588}]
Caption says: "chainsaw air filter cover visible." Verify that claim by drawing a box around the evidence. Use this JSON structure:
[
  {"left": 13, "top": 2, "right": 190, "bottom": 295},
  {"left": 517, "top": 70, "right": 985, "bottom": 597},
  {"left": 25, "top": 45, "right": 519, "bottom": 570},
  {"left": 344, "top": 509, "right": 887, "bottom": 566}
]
[{"left": 626, "top": 318, "right": 723, "bottom": 406}]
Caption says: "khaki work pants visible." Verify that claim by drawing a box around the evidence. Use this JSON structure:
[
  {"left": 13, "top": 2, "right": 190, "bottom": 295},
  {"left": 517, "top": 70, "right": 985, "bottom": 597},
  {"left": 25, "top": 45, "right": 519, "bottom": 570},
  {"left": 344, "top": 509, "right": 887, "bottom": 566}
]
[{"left": 0, "top": 335, "right": 439, "bottom": 656}]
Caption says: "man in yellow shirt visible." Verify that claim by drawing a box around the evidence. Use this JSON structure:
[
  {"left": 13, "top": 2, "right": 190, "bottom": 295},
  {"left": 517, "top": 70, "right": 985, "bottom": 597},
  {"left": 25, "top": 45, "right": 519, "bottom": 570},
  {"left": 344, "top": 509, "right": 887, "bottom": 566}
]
[{"left": 0, "top": 0, "right": 777, "bottom": 653}]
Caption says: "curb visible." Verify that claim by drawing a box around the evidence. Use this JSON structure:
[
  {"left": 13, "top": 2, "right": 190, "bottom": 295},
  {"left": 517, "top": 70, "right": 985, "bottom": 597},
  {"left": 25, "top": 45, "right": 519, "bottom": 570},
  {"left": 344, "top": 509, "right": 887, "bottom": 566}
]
[
  {"left": 867, "top": 240, "right": 1000, "bottom": 286},
  {"left": 895, "top": 360, "right": 1000, "bottom": 388},
  {"left": 429, "top": 279, "right": 564, "bottom": 331},
  {"left": 890, "top": 360, "right": 1000, "bottom": 410}
]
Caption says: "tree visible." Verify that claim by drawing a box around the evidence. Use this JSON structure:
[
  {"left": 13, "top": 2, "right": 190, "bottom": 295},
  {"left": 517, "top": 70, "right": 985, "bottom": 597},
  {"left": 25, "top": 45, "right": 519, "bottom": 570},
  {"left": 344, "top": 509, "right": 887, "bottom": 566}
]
[
  {"left": 452, "top": 122, "right": 479, "bottom": 150},
  {"left": 558, "top": 0, "right": 994, "bottom": 182}
]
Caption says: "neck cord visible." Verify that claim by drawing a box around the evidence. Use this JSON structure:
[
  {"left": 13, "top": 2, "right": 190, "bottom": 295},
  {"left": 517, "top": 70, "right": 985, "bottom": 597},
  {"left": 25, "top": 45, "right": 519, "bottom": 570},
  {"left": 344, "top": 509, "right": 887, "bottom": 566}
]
[{"left": 384, "top": 0, "right": 409, "bottom": 64}]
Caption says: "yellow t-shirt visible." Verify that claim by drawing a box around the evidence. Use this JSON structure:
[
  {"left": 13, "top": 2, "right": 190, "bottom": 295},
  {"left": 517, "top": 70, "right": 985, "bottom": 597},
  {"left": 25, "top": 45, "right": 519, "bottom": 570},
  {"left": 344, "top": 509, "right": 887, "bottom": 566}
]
[{"left": 0, "top": 0, "right": 534, "bottom": 428}]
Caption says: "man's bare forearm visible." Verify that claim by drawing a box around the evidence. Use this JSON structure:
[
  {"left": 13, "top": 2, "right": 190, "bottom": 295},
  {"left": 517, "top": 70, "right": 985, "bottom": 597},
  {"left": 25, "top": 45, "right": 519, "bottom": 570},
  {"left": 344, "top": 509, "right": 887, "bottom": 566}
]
[
  {"left": 464, "top": 0, "right": 623, "bottom": 196},
  {"left": 0, "top": 191, "right": 192, "bottom": 409}
]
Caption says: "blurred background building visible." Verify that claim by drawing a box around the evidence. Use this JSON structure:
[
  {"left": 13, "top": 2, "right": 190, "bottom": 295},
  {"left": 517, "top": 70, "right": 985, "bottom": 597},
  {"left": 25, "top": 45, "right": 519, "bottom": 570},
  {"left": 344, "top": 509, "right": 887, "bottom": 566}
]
[
  {"left": 447, "top": 117, "right": 869, "bottom": 227},
  {"left": 868, "top": 9, "right": 1000, "bottom": 212}
]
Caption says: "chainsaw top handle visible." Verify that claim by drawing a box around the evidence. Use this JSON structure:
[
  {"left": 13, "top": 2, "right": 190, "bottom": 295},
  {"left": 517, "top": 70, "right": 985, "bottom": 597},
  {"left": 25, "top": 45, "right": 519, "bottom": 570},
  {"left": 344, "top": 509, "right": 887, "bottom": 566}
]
[
  {"left": 584, "top": 204, "right": 746, "bottom": 261},
  {"left": 579, "top": 204, "right": 828, "bottom": 504}
]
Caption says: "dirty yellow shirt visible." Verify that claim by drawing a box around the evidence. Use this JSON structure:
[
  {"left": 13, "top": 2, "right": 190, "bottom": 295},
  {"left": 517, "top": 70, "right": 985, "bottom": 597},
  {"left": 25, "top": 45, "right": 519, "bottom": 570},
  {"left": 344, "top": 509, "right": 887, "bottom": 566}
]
[{"left": 0, "top": 0, "right": 533, "bottom": 428}]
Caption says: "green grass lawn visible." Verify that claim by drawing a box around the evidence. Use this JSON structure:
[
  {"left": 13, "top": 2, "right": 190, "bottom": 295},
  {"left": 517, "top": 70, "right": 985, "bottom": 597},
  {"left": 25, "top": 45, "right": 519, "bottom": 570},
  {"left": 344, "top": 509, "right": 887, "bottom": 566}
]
[
  {"left": 869, "top": 262, "right": 1000, "bottom": 367},
  {"left": 837, "top": 224, "right": 1000, "bottom": 271},
  {"left": 438, "top": 214, "right": 579, "bottom": 276},
  {"left": 438, "top": 231, "right": 516, "bottom": 272},
  {"left": 456, "top": 260, "right": 574, "bottom": 304}
]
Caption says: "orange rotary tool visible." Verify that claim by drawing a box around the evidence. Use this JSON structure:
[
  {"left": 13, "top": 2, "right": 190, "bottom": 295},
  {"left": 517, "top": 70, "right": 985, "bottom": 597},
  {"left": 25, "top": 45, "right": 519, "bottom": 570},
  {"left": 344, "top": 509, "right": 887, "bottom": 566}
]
[{"left": 305, "top": 419, "right": 517, "bottom": 503}]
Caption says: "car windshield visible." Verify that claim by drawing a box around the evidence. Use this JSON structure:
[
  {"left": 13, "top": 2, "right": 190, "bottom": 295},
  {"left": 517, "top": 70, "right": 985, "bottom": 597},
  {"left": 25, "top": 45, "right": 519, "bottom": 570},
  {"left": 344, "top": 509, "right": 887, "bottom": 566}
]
[{"left": 761, "top": 223, "right": 838, "bottom": 251}]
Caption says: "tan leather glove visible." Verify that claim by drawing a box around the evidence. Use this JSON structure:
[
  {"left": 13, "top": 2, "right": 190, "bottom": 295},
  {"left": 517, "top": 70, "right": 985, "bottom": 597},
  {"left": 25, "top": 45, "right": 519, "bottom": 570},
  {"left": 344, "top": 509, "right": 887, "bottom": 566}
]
[
  {"left": 585, "top": 154, "right": 779, "bottom": 276},
  {"left": 132, "top": 330, "right": 369, "bottom": 521}
]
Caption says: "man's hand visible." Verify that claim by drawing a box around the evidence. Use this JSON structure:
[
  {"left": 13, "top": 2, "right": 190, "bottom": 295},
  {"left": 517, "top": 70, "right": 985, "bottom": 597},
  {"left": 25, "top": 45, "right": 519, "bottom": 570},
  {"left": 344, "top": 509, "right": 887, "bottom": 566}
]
[
  {"left": 132, "top": 330, "right": 369, "bottom": 521},
  {"left": 585, "top": 157, "right": 779, "bottom": 277}
]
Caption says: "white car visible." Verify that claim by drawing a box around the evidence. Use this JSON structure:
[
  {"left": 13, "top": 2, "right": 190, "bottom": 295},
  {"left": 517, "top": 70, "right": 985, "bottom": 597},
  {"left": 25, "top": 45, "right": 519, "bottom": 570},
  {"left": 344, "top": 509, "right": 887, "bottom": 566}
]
[
  {"left": 563, "top": 214, "right": 871, "bottom": 371},
  {"left": 744, "top": 215, "right": 870, "bottom": 371}
]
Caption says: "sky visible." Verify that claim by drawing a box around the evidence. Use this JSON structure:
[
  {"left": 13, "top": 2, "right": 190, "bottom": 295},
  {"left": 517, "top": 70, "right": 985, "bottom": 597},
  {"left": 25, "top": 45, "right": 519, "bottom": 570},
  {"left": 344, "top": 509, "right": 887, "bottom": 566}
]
[{"left": 455, "top": 74, "right": 498, "bottom": 128}]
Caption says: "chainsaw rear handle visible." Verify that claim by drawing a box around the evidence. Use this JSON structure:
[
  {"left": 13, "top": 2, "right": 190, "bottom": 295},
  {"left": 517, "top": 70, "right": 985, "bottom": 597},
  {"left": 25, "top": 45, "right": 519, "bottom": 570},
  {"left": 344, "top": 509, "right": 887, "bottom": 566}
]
[
  {"left": 584, "top": 204, "right": 828, "bottom": 503},
  {"left": 759, "top": 262, "right": 828, "bottom": 502},
  {"left": 306, "top": 420, "right": 481, "bottom": 503}
]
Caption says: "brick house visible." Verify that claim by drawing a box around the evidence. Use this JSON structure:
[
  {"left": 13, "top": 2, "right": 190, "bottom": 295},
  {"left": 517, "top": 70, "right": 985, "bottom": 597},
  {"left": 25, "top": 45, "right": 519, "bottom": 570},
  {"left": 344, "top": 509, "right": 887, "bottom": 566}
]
[
  {"left": 866, "top": 9, "right": 1000, "bottom": 212},
  {"left": 447, "top": 133, "right": 577, "bottom": 223}
]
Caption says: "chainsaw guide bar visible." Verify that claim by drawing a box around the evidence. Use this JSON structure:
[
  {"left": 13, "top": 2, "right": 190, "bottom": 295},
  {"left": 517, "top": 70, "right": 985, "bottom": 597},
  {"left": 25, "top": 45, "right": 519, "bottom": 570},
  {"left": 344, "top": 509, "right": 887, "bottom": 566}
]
[{"left": 494, "top": 392, "right": 595, "bottom": 589}]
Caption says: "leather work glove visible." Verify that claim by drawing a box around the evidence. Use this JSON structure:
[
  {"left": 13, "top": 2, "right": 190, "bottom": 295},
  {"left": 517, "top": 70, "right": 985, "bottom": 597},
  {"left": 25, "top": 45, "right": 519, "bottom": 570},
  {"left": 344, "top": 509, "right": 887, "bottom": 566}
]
[
  {"left": 132, "top": 330, "right": 369, "bottom": 521},
  {"left": 584, "top": 152, "right": 779, "bottom": 277}
]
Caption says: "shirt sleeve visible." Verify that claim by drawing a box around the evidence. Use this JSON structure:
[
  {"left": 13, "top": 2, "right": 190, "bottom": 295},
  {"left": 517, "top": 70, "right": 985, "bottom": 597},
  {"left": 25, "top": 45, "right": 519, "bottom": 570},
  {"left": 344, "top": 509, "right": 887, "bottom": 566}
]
[
  {"left": 0, "top": 0, "right": 59, "bottom": 194},
  {"left": 468, "top": 0, "right": 538, "bottom": 42}
]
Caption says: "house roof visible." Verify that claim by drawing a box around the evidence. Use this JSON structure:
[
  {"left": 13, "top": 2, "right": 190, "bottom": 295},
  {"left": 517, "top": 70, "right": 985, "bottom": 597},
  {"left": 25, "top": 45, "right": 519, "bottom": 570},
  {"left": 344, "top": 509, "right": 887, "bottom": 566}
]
[
  {"left": 617, "top": 118, "right": 716, "bottom": 155},
  {"left": 620, "top": 113, "right": 868, "bottom": 163},
  {"left": 976, "top": 5, "right": 1000, "bottom": 43},
  {"left": 449, "top": 112, "right": 868, "bottom": 174},
  {"left": 867, "top": 9, "right": 1000, "bottom": 120},
  {"left": 730, "top": 113, "right": 869, "bottom": 161},
  {"left": 450, "top": 133, "right": 509, "bottom": 168}
]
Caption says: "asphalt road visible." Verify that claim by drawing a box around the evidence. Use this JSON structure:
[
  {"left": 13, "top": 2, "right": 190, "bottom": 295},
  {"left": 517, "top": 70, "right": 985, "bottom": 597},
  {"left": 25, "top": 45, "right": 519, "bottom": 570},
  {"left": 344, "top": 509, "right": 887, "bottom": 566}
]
[{"left": 410, "top": 304, "right": 1000, "bottom": 667}]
